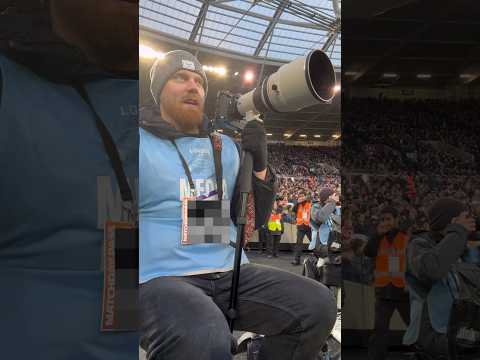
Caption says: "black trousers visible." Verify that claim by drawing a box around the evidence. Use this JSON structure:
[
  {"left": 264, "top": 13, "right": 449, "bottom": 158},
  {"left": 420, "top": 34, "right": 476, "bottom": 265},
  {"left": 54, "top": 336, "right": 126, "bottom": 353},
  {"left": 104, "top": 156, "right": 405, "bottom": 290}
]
[
  {"left": 367, "top": 297, "right": 410, "bottom": 360},
  {"left": 140, "top": 263, "right": 337, "bottom": 360},
  {"left": 293, "top": 226, "right": 312, "bottom": 262},
  {"left": 258, "top": 226, "right": 268, "bottom": 252},
  {"left": 268, "top": 233, "right": 281, "bottom": 256}
]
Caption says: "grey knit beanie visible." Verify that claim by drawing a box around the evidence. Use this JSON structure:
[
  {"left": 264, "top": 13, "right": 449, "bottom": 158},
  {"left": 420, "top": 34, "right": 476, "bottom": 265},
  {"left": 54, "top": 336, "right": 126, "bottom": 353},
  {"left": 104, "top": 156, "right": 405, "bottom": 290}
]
[
  {"left": 149, "top": 50, "right": 208, "bottom": 104},
  {"left": 428, "top": 198, "right": 466, "bottom": 231}
]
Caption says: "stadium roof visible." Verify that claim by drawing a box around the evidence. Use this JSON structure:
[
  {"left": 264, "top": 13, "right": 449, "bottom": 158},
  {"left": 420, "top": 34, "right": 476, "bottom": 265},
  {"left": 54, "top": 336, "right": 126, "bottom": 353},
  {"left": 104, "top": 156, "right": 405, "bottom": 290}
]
[
  {"left": 343, "top": 0, "right": 480, "bottom": 88},
  {"left": 140, "top": 0, "right": 341, "bottom": 67},
  {"left": 139, "top": 0, "right": 341, "bottom": 142}
]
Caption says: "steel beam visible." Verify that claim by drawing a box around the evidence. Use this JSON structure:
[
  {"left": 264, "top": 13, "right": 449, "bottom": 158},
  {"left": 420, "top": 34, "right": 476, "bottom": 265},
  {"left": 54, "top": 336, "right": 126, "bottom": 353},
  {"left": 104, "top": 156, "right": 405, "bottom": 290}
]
[
  {"left": 189, "top": 1, "right": 209, "bottom": 42},
  {"left": 253, "top": 0, "right": 286, "bottom": 56}
]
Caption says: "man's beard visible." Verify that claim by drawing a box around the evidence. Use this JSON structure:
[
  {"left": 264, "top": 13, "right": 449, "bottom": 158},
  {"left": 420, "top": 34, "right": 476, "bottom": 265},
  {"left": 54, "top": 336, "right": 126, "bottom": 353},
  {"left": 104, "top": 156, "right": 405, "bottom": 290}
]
[{"left": 162, "top": 97, "right": 204, "bottom": 134}]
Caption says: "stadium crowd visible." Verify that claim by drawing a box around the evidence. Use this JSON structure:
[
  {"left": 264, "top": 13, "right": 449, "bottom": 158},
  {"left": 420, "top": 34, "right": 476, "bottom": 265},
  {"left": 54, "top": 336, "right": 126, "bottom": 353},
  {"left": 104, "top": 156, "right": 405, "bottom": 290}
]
[
  {"left": 343, "top": 97, "right": 480, "bottom": 175},
  {"left": 267, "top": 143, "right": 340, "bottom": 201},
  {"left": 343, "top": 173, "right": 480, "bottom": 284}
]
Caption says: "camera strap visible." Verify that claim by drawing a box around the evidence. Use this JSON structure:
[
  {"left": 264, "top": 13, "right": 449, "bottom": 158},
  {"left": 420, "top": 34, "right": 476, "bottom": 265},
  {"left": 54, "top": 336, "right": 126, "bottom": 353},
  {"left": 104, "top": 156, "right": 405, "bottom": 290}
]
[
  {"left": 75, "top": 84, "right": 138, "bottom": 331},
  {"left": 172, "top": 134, "right": 229, "bottom": 246},
  {"left": 75, "top": 84, "right": 135, "bottom": 217}
]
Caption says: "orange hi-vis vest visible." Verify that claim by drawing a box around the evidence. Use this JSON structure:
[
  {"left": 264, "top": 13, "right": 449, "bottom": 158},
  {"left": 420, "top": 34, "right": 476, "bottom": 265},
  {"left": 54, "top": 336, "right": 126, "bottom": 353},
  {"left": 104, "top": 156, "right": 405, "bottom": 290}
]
[
  {"left": 296, "top": 202, "right": 312, "bottom": 226},
  {"left": 374, "top": 232, "right": 409, "bottom": 288}
]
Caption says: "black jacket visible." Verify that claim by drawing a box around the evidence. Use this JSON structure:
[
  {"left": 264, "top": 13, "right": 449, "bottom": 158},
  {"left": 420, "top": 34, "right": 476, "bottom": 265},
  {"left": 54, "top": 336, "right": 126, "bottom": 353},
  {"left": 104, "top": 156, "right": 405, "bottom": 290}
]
[
  {"left": 406, "top": 224, "right": 469, "bottom": 289},
  {"left": 402, "top": 224, "right": 475, "bottom": 348}
]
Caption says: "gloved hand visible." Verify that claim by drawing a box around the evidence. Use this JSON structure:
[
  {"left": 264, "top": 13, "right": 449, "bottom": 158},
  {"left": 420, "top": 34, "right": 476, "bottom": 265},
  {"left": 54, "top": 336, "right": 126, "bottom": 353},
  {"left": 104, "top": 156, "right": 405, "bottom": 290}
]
[{"left": 241, "top": 120, "right": 267, "bottom": 172}]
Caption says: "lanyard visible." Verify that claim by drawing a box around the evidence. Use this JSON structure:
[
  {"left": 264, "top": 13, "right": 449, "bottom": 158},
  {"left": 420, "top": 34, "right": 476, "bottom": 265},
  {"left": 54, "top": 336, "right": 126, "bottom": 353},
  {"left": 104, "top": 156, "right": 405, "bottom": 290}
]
[
  {"left": 170, "top": 135, "right": 223, "bottom": 200},
  {"left": 75, "top": 84, "right": 137, "bottom": 222}
]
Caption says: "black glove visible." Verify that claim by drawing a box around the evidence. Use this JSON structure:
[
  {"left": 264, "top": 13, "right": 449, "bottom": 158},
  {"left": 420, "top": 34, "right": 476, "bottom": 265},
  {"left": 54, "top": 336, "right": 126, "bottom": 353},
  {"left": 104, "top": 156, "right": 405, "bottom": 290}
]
[{"left": 241, "top": 120, "right": 267, "bottom": 172}]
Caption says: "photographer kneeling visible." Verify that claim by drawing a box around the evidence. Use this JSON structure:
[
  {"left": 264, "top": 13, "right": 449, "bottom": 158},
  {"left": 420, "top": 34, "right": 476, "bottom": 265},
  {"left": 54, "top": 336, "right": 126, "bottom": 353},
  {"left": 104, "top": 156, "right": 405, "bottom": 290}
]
[{"left": 403, "top": 198, "right": 480, "bottom": 358}]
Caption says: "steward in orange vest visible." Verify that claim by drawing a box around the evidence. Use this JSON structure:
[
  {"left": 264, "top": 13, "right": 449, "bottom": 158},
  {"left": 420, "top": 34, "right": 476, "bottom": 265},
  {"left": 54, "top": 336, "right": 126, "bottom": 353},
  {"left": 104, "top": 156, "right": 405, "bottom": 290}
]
[
  {"left": 364, "top": 206, "right": 410, "bottom": 360},
  {"left": 373, "top": 231, "right": 408, "bottom": 288},
  {"left": 291, "top": 193, "right": 312, "bottom": 265},
  {"left": 296, "top": 201, "right": 312, "bottom": 226},
  {"left": 364, "top": 208, "right": 410, "bottom": 298}
]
